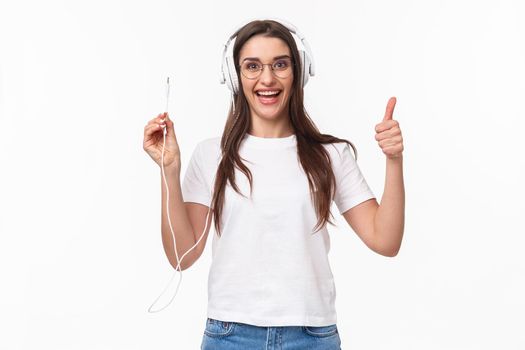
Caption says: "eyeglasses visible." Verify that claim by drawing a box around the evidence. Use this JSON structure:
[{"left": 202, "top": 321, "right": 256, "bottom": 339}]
[{"left": 239, "top": 57, "right": 294, "bottom": 79}]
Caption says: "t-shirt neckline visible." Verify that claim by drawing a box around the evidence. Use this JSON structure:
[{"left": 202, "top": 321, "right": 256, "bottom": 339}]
[{"left": 242, "top": 133, "right": 297, "bottom": 150}]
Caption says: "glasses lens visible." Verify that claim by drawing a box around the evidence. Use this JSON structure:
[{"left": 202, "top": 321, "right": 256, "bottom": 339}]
[
  {"left": 272, "top": 58, "right": 292, "bottom": 78},
  {"left": 241, "top": 61, "right": 262, "bottom": 79}
]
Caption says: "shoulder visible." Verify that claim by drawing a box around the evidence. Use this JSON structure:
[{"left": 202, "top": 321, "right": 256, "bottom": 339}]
[
  {"left": 192, "top": 136, "right": 222, "bottom": 163},
  {"left": 196, "top": 136, "right": 221, "bottom": 151},
  {"left": 322, "top": 141, "right": 354, "bottom": 163}
]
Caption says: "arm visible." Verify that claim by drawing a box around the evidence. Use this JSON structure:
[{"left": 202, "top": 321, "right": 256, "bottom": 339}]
[
  {"left": 160, "top": 166, "right": 200, "bottom": 270},
  {"left": 144, "top": 114, "right": 210, "bottom": 270},
  {"left": 342, "top": 97, "right": 405, "bottom": 257},
  {"left": 373, "top": 156, "right": 405, "bottom": 256},
  {"left": 341, "top": 157, "right": 405, "bottom": 257}
]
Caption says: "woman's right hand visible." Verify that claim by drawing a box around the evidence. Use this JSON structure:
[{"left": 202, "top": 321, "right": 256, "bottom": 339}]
[{"left": 143, "top": 112, "right": 181, "bottom": 171}]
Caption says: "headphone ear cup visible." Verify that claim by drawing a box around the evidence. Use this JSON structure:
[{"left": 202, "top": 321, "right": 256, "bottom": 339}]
[
  {"left": 298, "top": 50, "right": 311, "bottom": 87},
  {"left": 224, "top": 56, "right": 239, "bottom": 94}
]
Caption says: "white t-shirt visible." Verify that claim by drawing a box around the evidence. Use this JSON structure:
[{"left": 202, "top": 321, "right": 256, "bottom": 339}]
[{"left": 181, "top": 133, "right": 375, "bottom": 327}]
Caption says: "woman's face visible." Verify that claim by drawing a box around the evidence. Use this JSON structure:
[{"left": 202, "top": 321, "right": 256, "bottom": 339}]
[{"left": 238, "top": 35, "right": 294, "bottom": 124}]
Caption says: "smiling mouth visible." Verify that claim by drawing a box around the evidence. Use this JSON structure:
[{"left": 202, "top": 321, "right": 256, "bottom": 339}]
[{"left": 255, "top": 90, "right": 282, "bottom": 105}]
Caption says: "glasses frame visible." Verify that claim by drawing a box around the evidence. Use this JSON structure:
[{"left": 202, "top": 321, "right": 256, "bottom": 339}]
[{"left": 238, "top": 58, "right": 295, "bottom": 80}]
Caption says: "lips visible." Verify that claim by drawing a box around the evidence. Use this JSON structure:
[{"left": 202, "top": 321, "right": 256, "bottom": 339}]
[{"left": 255, "top": 90, "right": 282, "bottom": 105}]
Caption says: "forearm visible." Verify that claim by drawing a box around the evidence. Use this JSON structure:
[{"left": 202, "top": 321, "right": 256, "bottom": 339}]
[
  {"left": 160, "top": 166, "right": 197, "bottom": 270},
  {"left": 374, "top": 156, "right": 405, "bottom": 256}
]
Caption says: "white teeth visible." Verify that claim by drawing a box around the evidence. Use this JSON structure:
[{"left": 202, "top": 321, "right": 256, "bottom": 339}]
[{"left": 257, "top": 91, "right": 280, "bottom": 96}]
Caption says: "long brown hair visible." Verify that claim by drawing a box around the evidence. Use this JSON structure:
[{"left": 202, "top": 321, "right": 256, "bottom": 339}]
[{"left": 212, "top": 19, "right": 358, "bottom": 236}]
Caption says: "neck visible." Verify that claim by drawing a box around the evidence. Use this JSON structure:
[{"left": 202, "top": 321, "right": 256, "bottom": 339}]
[{"left": 248, "top": 112, "right": 294, "bottom": 138}]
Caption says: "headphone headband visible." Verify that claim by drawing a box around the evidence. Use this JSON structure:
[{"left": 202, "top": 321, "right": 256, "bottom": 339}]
[{"left": 219, "top": 18, "right": 315, "bottom": 94}]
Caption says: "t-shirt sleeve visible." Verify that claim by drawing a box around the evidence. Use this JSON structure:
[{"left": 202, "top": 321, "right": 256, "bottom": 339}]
[
  {"left": 333, "top": 143, "right": 376, "bottom": 215},
  {"left": 181, "top": 142, "right": 212, "bottom": 207}
]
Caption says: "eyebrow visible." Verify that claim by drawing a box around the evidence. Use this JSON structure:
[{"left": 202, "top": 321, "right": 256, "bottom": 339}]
[{"left": 241, "top": 55, "right": 291, "bottom": 62}]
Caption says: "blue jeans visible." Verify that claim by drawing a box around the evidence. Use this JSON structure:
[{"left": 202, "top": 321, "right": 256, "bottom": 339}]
[{"left": 201, "top": 317, "right": 342, "bottom": 349}]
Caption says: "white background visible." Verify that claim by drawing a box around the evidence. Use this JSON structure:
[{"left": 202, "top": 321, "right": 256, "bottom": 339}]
[{"left": 1, "top": 0, "right": 524, "bottom": 349}]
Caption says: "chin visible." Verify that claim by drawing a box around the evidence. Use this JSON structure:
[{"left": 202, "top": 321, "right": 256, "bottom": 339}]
[{"left": 255, "top": 108, "right": 286, "bottom": 120}]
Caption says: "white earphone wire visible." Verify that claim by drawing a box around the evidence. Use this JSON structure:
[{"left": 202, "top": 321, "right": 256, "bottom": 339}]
[{"left": 148, "top": 77, "right": 212, "bottom": 313}]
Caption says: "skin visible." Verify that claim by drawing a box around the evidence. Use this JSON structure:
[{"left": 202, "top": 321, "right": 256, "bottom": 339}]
[
  {"left": 238, "top": 35, "right": 295, "bottom": 138},
  {"left": 343, "top": 97, "right": 405, "bottom": 257}
]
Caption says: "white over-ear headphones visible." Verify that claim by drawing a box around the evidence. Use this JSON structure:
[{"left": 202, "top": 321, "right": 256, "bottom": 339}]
[{"left": 219, "top": 18, "right": 316, "bottom": 94}]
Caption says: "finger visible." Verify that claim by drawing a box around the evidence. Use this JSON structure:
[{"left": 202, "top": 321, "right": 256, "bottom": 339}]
[
  {"left": 145, "top": 120, "right": 166, "bottom": 131},
  {"left": 143, "top": 124, "right": 167, "bottom": 150},
  {"left": 379, "top": 135, "right": 403, "bottom": 148},
  {"left": 383, "top": 96, "right": 397, "bottom": 121},
  {"left": 144, "top": 122, "right": 164, "bottom": 140},
  {"left": 375, "top": 119, "right": 399, "bottom": 133},
  {"left": 163, "top": 112, "right": 172, "bottom": 124},
  {"left": 146, "top": 114, "right": 163, "bottom": 126},
  {"left": 375, "top": 130, "right": 391, "bottom": 142},
  {"left": 163, "top": 117, "right": 178, "bottom": 140},
  {"left": 375, "top": 126, "right": 401, "bottom": 141}
]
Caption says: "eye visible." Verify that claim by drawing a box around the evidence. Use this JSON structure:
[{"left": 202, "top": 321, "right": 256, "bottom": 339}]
[
  {"left": 273, "top": 59, "right": 290, "bottom": 69},
  {"left": 245, "top": 62, "right": 261, "bottom": 71}
]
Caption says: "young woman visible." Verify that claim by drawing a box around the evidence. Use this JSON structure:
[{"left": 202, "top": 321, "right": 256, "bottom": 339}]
[{"left": 143, "top": 19, "right": 405, "bottom": 350}]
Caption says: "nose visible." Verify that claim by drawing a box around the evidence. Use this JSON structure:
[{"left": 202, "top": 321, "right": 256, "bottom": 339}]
[{"left": 259, "top": 64, "right": 275, "bottom": 85}]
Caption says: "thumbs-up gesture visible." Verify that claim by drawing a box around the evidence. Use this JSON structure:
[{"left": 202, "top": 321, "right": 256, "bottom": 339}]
[{"left": 375, "top": 97, "right": 404, "bottom": 159}]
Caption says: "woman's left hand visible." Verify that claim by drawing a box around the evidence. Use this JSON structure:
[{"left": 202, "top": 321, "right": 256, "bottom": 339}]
[{"left": 375, "top": 97, "right": 404, "bottom": 159}]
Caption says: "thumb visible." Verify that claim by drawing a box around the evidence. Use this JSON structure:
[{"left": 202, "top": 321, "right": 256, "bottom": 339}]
[
  {"left": 383, "top": 96, "right": 397, "bottom": 121},
  {"left": 164, "top": 114, "right": 177, "bottom": 139}
]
